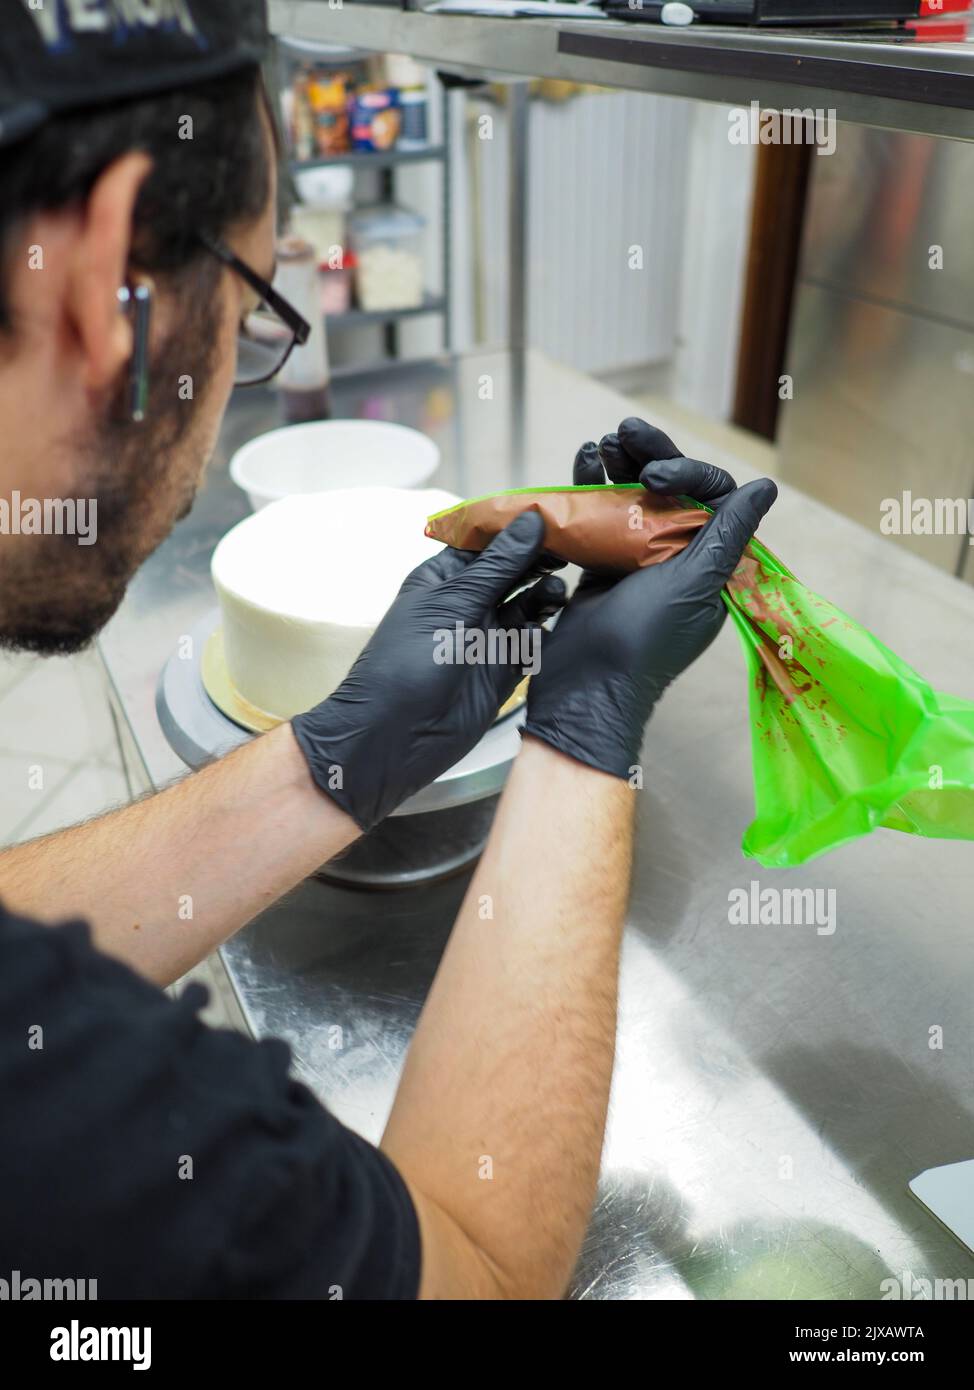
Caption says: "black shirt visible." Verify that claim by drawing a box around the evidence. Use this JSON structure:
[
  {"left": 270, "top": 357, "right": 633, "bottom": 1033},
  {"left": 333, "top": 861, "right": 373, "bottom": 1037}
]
[{"left": 0, "top": 902, "right": 421, "bottom": 1299}]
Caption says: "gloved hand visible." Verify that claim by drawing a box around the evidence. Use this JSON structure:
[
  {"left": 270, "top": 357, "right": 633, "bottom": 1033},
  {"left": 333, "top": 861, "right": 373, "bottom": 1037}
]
[
  {"left": 523, "top": 416, "right": 777, "bottom": 778},
  {"left": 293, "top": 512, "right": 566, "bottom": 831}
]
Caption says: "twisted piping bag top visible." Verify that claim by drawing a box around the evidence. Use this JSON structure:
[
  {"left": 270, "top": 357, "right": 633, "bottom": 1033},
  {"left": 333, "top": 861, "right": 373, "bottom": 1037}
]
[{"left": 425, "top": 484, "right": 802, "bottom": 706}]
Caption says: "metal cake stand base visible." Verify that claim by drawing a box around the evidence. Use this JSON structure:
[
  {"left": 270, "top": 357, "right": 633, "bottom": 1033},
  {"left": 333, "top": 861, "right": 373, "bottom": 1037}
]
[{"left": 155, "top": 610, "right": 522, "bottom": 887}]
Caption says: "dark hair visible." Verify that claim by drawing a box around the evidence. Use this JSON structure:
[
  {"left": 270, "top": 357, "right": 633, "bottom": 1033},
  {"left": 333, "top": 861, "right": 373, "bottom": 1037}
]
[{"left": 0, "top": 66, "right": 272, "bottom": 331}]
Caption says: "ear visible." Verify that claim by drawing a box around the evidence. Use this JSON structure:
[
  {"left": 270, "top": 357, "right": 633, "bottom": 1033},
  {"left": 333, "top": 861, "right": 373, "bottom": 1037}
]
[{"left": 65, "top": 151, "right": 153, "bottom": 393}]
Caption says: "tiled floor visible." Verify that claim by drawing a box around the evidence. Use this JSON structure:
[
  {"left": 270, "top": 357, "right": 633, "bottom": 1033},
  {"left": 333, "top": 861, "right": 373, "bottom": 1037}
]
[
  {"left": 0, "top": 645, "right": 239, "bottom": 1028},
  {"left": 0, "top": 647, "right": 130, "bottom": 847}
]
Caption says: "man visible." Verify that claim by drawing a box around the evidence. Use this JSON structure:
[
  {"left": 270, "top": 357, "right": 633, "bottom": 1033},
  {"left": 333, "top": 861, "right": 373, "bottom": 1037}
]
[{"left": 0, "top": 2, "right": 775, "bottom": 1299}]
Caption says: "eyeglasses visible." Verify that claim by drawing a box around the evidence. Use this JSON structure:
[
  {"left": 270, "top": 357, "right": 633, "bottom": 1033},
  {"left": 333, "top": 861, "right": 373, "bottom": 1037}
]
[
  {"left": 118, "top": 235, "right": 313, "bottom": 422},
  {"left": 198, "top": 232, "right": 312, "bottom": 388}
]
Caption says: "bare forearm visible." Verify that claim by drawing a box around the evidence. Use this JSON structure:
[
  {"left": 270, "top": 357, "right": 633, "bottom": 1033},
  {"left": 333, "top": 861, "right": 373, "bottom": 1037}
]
[
  {"left": 0, "top": 724, "right": 357, "bottom": 985},
  {"left": 382, "top": 735, "right": 634, "bottom": 1299}
]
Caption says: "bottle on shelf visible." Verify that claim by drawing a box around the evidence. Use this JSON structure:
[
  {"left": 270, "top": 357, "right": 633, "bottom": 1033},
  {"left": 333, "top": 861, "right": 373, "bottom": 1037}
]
[{"left": 274, "top": 235, "right": 332, "bottom": 423}]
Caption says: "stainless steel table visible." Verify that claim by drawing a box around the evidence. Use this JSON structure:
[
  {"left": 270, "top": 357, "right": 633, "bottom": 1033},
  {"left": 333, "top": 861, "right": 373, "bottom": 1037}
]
[{"left": 99, "top": 348, "right": 974, "bottom": 1300}]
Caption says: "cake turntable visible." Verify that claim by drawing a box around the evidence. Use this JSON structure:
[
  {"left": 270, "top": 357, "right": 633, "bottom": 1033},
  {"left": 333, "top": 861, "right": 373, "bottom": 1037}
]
[{"left": 156, "top": 609, "right": 523, "bottom": 888}]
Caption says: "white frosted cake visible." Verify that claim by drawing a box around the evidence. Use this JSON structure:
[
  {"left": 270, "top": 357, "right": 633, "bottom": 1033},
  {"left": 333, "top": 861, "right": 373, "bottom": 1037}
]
[{"left": 211, "top": 486, "right": 459, "bottom": 721}]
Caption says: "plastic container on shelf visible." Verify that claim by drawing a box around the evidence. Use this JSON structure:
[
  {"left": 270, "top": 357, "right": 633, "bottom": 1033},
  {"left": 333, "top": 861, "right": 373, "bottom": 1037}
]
[
  {"left": 397, "top": 88, "right": 429, "bottom": 151},
  {"left": 348, "top": 204, "right": 425, "bottom": 313},
  {"left": 290, "top": 206, "right": 345, "bottom": 267},
  {"left": 383, "top": 55, "right": 430, "bottom": 149},
  {"left": 320, "top": 255, "right": 356, "bottom": 317},
  {"left": 290, "top": 167, "right": 352, "bottom": 276},
  {"left": 293, "top": 164, "right": 354, "bottom": 211},
  {"left": 273, "top": 236, "right": 331, "bottom": 422},
  {"left": 383, "top": 54, "right": 426, "bottom": 90}
]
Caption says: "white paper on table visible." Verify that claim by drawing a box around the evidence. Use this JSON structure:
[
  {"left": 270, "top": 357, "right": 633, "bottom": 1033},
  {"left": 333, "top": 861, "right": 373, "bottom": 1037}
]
[{"left": 910, "top": 1159, "right": 974, "bottom": 1256}]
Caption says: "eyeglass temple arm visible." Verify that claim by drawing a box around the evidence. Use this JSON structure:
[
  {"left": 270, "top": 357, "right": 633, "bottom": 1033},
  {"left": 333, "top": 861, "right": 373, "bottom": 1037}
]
[{"left": 197, "top": 232, "right": 311, "bottom": 345}]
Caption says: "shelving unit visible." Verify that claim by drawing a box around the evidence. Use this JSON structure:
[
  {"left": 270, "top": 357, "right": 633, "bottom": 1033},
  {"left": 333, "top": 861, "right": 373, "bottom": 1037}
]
[{"left": 278, "top": 35, "right": 452, "bottom": 359}]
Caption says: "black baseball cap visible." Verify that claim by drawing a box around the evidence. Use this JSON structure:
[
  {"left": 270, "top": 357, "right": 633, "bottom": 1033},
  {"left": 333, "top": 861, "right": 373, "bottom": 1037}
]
[{"left": 0, "top": 0, "right": 269, "bottom": 149}]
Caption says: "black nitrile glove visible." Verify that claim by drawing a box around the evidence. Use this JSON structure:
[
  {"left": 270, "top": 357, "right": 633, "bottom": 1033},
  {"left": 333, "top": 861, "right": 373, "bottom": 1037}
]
[
  {"left": 293, "top": 511, "right": 566, "bottom": 831},
  {"left": 523, "top": 416, "right": 778, "bottom": 779}
]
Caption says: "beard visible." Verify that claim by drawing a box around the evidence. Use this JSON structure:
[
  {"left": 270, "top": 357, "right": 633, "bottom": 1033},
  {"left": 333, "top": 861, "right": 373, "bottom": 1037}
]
[{"left": 0, "top": 279, "right": 221, "bottom": 656}]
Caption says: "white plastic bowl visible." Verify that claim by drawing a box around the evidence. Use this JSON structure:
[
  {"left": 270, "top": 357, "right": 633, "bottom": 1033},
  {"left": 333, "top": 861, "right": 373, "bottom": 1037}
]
[{"left": 228, "top": 419, "right": 440, "bottom": 511}]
